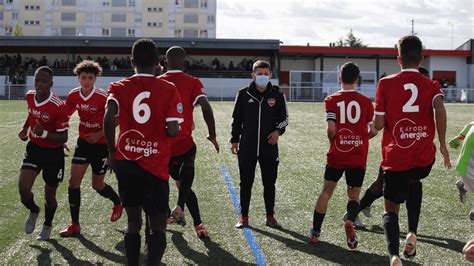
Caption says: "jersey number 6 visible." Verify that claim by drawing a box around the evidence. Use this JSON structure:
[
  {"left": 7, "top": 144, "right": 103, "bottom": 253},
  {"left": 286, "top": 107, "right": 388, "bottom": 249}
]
[{"left": 133, "top": 91, "right": 151, "bottom": 124}]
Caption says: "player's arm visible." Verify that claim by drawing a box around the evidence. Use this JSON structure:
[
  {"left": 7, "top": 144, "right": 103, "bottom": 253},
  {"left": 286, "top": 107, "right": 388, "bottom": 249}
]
[
  {"left": 433, "top": 96, "right": 451, "bottom": 169},
  {"left": 104, "top": 99, "right": 118, "bottom": 172},
  {"left": 449, "top": 122, "right": 474, "bottom": 149},
  {"left": 166, "top": 121, "right": 179, "bottom": 137},
  {"left": 327, "top": 120, "right": 336, "bottom": 141},
  {"left": 367, "top": 100, "right": 377, "bottom": 139},
  {"left": 197, "top": 97, "right": 219, "bottom": 153},
  {"left": 18, "top": 116, "right": 29, "bottom": 141},
  {"left": 31, "top": 119, "right": 68, "bottom": 143},
  {"left": 368, "top": 122, "right": 378, "bottom": 139},
  {"left": 230, "top": 92, "right": 243, "bottom": 154},
  {"left": 374, "top": 115, "right": 384, "bottom": 130}
]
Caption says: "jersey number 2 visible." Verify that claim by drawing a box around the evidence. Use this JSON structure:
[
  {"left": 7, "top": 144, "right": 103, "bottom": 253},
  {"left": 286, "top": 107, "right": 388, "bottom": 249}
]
[
  {"left": 402, "top": 83, "right": 419, "bottom": 112},
  {"left": 133, "top": 91, "right": 151, "bottom": 124},
  {"left": 337, "top": 101, "right": 361, "bottom": 124}
]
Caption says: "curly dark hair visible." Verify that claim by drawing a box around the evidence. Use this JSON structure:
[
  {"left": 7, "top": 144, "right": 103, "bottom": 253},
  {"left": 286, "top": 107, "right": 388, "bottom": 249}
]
[{"left": 73, "top": 60, "right": 103, "bottom": 76}]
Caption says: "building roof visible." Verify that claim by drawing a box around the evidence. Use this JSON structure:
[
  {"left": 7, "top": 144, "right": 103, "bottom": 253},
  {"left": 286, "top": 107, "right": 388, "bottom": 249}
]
[{"left": 280, "top": 45, "right": 472, "bottom": 58}]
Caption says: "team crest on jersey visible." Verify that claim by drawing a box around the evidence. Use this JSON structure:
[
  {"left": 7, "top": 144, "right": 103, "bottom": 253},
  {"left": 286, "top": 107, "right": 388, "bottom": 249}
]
[
  {"left": 89, "top": 105, "right": 97, "bottom": 113},
  {"left": 41, "top": 112, "right": 49, "bottom": 122},
  {"left": 267, "top": 98, "right": 276, "bottom": 107},
  {"left": 177, "top": 103, "right": 183, "bottom": 113}
]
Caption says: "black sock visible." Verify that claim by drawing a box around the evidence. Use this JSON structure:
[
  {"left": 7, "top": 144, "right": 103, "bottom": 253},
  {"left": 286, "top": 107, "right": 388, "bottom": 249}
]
[
  {"left": 360, "top": 189, "right": 382, "bottom": 210},
  {"left": 146, "top": 231, "right": 167, "bottom": 266},
  {"left": 383, "top": 212, "right": 400, "bottom": 256},
  {"left": 346, "top": 200, "right": 360, "bottom": 222},
  {"left": 186, "top": 190, "right": 202, "bottom": 226},
  {"left": 177, "top": 166, "right": 195, "bottom": 209},
  {"left": 312, "top": 210, "right": 325, "bottom": 233},
  {"left": 406, "top": 182, "right": 422, "bottom": 235},
  {"left": 124, "top": 232, "right": 141, "bottom": 266},
  {"left": 98, "top": 184, "right": 121, "bottom": 205},
  {"left": 22, "top": 196, "right": 40, "bottom": 213},
  {"left": 68, "top": 187, "right": 81, "bottom": 225},
  {"left": 44, "top": 203, "right": 57, "bottom": 227}
]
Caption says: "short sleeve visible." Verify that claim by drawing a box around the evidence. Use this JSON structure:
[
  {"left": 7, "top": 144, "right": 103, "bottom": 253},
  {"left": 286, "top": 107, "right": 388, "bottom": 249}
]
[
  {"left": 367, "top": 99, "right": 375, "bottom": 124},
  {"left": 65, "top": 94, "right": 76, "bottom": 118},
  {"left": 55, "top": 104, "right": 69, "bottom": 132},
  {"left": 431, "top": 80, "right": 444, "bottom": 107},
  {"left": 106, "top": 83, "right": 120, "bottom": 115},
  {"left": 325, "top": 96, "right": 336, "bottom": 122},
  {"left": 166, "top": 86, "right": 184, "bottom": 124},
  {"left": 374, "top": 80, "right": 385, "bottom": 115},
  {"left": 191, "top": 78, "right": 207, "bottom": 106}
]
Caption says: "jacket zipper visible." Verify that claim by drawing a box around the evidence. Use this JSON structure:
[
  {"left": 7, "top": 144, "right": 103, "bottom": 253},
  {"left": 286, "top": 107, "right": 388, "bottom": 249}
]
[{"left": 247, "top": 91, "right": 263, "bottom": 157}]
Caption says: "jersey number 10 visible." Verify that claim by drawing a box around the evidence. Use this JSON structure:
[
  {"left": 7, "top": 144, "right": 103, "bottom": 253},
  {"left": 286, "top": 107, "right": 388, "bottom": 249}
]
[{"left": 337, "top": 101, "right": 361, "bottom": 124}]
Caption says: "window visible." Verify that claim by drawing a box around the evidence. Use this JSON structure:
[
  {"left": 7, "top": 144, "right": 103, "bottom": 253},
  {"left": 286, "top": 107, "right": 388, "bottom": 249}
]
[
  {"left": 201, "top": 0, "right": 207, "bottom": 8},
  {"left": 148, "top": 7, "right": 163, "bottom": 12},
  {"left": 12, "top": 12, "right": 18, "bottom": 20},
  {"left": 5, "top": 26, "right": 13, "bottom": 35},
  {"left": 128, "top": 28, "right": 135, "bottom": 36},
  {"left": 111, "top": 0, "right": 126, "bottom": 7},
  {"left": 128, "top": 0, "right": 135, "bottom": 6},
  {"left": 174, "top": 29, "right": 181, "bottom": 37},
  {"left": 175, "top": 0, "right": 179, "bottom": 5},
  {"left": 111, "top": 13, "right": 126, "bottom": 22},
  {"left": 61, "top": 27, "right": 76, "bottom": 36},
  {"left": 0, "top": 0, "right": 4, "bottom": 5},
  {"left": 103, "top": 2, "right": 110, "bottom": 6},
  {"left": 25, "top": 5, "right": 29, "bottom": 10},
  {"left": 35, "top": 5, "right": 40, "bottom": 10},
  {"left": 0, "top": 12, "right": 3, "bottom": 20},
  {"left": 26, "top": 5, "right": 40, "bottom": 10},
  {"left": 35, "top": 20, "right": 39, "bottom": 25},
  {"left": 184, "top": 14, "right": 198, "bottom": 23},
  {"left": 200, "top": 30, "right": 207, "bottom": 38},
  {"left": 61, "top": 12, "right": 76, "bottom": 21},
  {"left": 184, "top": 0, "right": 198, "bottom": 8},
  {"left": 183, "top": 29, "right": 198, "bottom": 38},
  {"left": 61, "top": 0, "right": 76, "bottom": 6},
  {"left": 158, "top": 22, "right": 163, "bottom": 27},
  {"left": 6, "top": 0, "right": 13, "bottom": 4},
  {"left": 102, "top": 28, "right": 109, "bottom": 35},
  {"left": 207, "top": 15, "right": 214, "bottom": 23},
  {"left": 111, "top": 28, "right": 126, "bottom": 36}
]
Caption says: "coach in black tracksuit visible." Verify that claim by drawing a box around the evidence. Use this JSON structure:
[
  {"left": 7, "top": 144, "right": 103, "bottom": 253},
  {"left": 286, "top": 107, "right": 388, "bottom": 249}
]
[{"left": 230, "top": 60, "right": 288, "bottom": 229}]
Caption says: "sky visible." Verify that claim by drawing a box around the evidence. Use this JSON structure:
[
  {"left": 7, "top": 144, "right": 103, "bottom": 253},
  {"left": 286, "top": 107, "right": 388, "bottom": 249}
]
[{"left": 216, "top": 0, "right": 474, "bottom": 50}]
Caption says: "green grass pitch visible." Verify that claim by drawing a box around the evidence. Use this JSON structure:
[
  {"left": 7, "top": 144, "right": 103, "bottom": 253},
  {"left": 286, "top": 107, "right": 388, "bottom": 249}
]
[{"left": 0, "top": 100, "right": 473, "bottom": 264}]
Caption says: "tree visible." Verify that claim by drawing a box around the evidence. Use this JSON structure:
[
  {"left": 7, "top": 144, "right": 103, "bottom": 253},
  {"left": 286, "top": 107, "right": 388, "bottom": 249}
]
[
  {"left": 13, "top": 23, "right": 23, "bottom": 36},
  {"left": 334, "top": 29, "right": 368, "bottom": 48}
]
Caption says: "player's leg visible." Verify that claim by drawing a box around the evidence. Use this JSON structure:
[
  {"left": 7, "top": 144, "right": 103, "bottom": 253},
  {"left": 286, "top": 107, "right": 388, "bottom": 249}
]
[
  {"left": 383, "top": 170, "right": 409, "bottom": 261},
  {"left": 259, "top": 152, "right": 281, "bottom": 228},
  {"left": 359, "top": 167, "right": 384, "bottom": 216},
  {"left": 115, "top": 160, "right": 144, "bottom": 266},
  {"left": 90, "top": 143, "right": 122, "bottom": 222},
  {"left": 168, "top": 156, "right": 185, "bottom": 225},
  {"left": 172, "top": 146, "right": 197, "bottom": 226},
  {"left": 343, "top": 168, "right": 364, "bottom": 249},
  {"left": 310, "top": 165, "right": 342, "bottom": 243},
  {"left": 236, "top": 152, "right": 257, "bottom": 228},
  {"left": 19, "top": 169, "right": 40, "bottom": 234},
  {"left": 143, "top": 171, "right": 169, "bottom": 265}
]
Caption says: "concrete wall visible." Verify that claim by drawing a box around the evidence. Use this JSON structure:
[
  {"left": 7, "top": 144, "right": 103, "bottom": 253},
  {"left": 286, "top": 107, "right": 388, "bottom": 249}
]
[{"left": 428, "top": 56, "right": 469, "bottom": 87}]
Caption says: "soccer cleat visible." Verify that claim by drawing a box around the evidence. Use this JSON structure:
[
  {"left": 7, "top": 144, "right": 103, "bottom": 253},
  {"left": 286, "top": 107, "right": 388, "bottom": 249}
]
[
  {"left": 24, "top": 211, "right": 39, "bottom": 234},
  {"left": 403, "top": 232, "right": 417, "bottom": 258},
  {"left": 110, "top": 204, "right": 123, "bottom": 222},
  {"left": 456, "top": 180, "right": 467, "bottom": 204},
  {"left": 59, "top": 223, "right": 81, "bottom": 237},
  {"left": 309, "top": 229, "right": 320, "bottom": 244},
  {"left": 342, "top": 212, "right": 367, "bottom": 229},
  {"left": 344, "top": 221, "right": 358, "bottom": 250},
  {"left": 235, "top": 216, "right": 249, "bottom": 229},
  {"left": 470, "top": 211, "right": 474, "bottom": 221},
  {"left": 171, "top": 206, "right": 186, "bottom": 226},
  {"left": 37, "top": 225, "right": 52, "bottom": 240},
  {"left": 390, "top": 255, "right": 402, "bottom": 266},
  {"left": 195, "top": 224, "right": 209, "bottom": 238},
  {"left": 265, "top": 216, "right": 282, "bottom": 229},
  {"left": 361, "top": 206, "right": 372, "bottom": 218}
]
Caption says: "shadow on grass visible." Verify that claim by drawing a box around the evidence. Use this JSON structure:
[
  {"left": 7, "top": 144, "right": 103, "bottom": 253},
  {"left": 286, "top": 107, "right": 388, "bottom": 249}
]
[
  {"left": 77, "top": 234, "right": 125, "bottom": 264},
  {"left": 362, "top": 226, "right": 466, "bottom": 253},
  {"left": 32, "top": 239, "right": 93, "bottom": 265},
  {"left": 250, "top": 227, "right": 421, "bottom": 265},
  {"left": 168, "top": 229, "right": 250, "bottom": 265},
  {"left": 29, "top": 244, "right": 52, "bottom": 265}
]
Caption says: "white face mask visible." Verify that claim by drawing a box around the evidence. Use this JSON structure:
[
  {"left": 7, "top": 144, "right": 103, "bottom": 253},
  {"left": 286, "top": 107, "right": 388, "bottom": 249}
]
[{"left": 255, "top": 75, "right": 270, "bottom": 87}]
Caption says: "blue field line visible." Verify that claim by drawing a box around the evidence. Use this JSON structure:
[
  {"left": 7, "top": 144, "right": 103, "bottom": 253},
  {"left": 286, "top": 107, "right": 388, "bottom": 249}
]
[{"left": 220, "top": 164, "right": 266, "bottom": 266}]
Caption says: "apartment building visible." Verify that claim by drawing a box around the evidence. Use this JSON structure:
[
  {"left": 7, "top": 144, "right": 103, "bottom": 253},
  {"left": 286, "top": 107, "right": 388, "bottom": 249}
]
[{"left": 0, "top": 0, "right": 216, "bottom": 38}]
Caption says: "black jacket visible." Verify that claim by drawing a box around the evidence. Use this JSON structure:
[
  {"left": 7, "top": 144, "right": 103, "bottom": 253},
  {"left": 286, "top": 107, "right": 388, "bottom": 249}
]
[{"left": 230, "top": 81, "right": 288, "bottom": 156}]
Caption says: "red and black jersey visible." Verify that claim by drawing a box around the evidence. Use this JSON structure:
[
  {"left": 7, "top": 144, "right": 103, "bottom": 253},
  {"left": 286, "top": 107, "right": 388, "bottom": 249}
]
[
  {"left": 375, "top": 69, "right": 444, "bottom": 171},
  {"left": 26, "top": 90, "right": 69, "bottom": 149},
  {"left": 159, "top": 70, "right": 207, "bottom": 157},
  {"left": 107, "top": 74, "right": 183, "bottom": 181},
  {"left": 325, "top": 90, "right": 374, "bottom": 169},
  {"left": 65, "top": 87, "right": 107, "bottom": 144}
]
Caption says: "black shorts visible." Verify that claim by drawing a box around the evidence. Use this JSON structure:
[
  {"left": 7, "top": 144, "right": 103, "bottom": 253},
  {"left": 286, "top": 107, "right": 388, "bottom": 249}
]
[
  {"left": 72, "top": 138, "right": 108, "bottom": 175},
  {"left": 169, "top": 144, "right": 196, "bottom": 181},
  {"left": 324, "top": 165, "right": 365, "bottom": 188},
  {"left": 21, "top": 141, "right": 64, "bottom": 187},
  {"left": 115, "top": 160, "right": 169, "bottom": 216},
  {"left": 383, "top": 161, "right": 434, "bottom": 204}
]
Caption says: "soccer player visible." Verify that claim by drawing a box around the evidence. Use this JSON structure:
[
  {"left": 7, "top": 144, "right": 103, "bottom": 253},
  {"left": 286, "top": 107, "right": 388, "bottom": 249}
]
[
  {"left": 159, "top": 46, "right": 219, "bottom": 238},
  {"left": 449, "top": 121, "right": 474, "bottom": 220},
  {"left": 18, "top": 66, "right": 69, "bottom": 240},
  {"left": 231, "top": 60, "right": 288, "bottom": 229},
  {"left": 104, "top": 39, "right": 183, "bottom": 265},
  {"left": 309, "top": 62, "right": 377, "bottom": 249},
  {"left": 59, "top": 60, "right": 123, "bottom": 237},
  {"left": 374, "top": 36, "right": 451, "bottom": 265}
]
